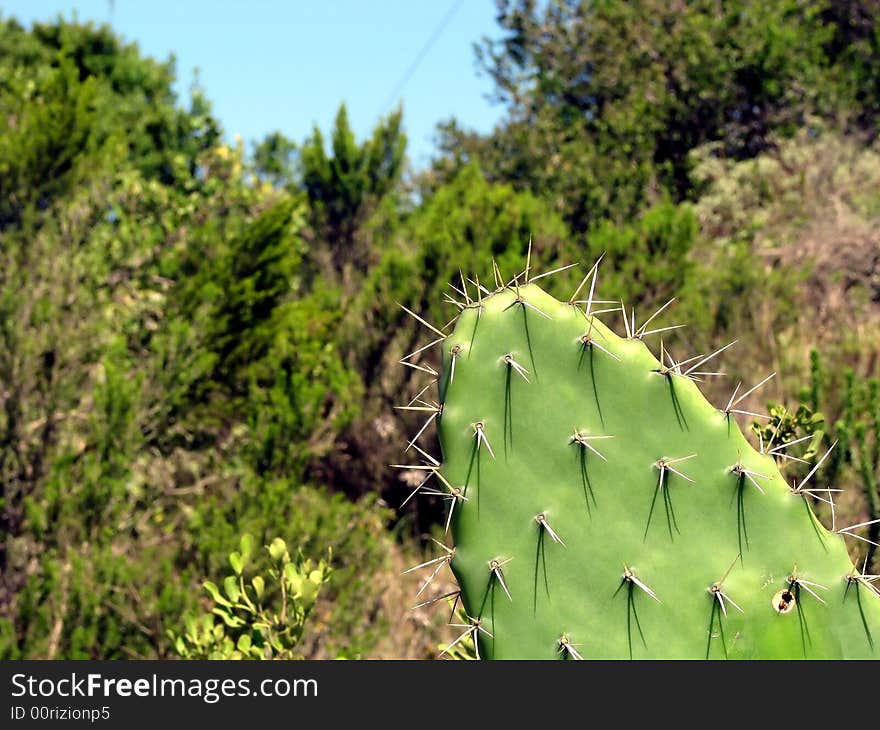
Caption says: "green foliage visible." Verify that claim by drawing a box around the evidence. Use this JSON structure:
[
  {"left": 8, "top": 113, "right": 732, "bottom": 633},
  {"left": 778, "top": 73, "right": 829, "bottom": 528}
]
[
  {"left": 252, "top": 131, "right": 298, "bottom": 188},
  {"left": 424, "top": 278, "right": 880, "bottom": 658},
  {"left": 172, "top": 535, "right": 331, "bottom": 660},
  {"left": 0, "top": 17, "right": 220, "bottom": 189},
  {"left": 793, "top": 351, "right": 880, "bottom": 565},
  {"left": 300, "top": 104, "right": 406, "bottom": 275},
  {"left": 0, "top": 19, "right": 392, "bottom": 660},
  {"left": 435, "top": 0, "right": 880, "bottom": 230},
  {"left": 0, "top": 55, "right": 106, "bottom": 225},
  {"left": 580, "top": 201, "right": 698, "bottom": 305}
]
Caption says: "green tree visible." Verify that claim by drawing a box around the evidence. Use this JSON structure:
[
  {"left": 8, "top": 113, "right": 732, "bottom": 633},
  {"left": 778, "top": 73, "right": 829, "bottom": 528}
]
[
  {"left": 436, "top": 0, "right": 878, "bottom": 231},
  {"left": 300, "top": 104, "right": 406, "bottom": 281},
  {"left": 0, "top": 17, "right": 220, "bottom": 195},
  {"left": 252, "top": 131, "right": 298, "bottom": 188}
]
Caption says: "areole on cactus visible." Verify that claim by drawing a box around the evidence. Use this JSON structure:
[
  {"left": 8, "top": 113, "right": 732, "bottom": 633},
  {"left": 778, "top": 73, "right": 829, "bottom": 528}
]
[{"left": 394, "top": 250, "right": 880, "bottom": 659}]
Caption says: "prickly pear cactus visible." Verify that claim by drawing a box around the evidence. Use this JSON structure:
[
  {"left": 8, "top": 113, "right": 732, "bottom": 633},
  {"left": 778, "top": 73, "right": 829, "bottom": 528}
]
[{"left": 396, "top": 257, "right": 880, "bottom": 659}]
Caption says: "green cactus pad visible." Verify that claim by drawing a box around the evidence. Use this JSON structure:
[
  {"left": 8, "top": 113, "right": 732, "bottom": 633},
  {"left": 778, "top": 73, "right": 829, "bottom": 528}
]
[{"left": 401, "top": 271, "right": 880, "bottom": 659}]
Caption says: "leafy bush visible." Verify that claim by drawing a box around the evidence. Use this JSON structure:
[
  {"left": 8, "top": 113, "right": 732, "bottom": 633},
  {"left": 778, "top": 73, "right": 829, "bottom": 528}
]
[{"left": 172, "top": 535, "right": 331, "bottom": 660}]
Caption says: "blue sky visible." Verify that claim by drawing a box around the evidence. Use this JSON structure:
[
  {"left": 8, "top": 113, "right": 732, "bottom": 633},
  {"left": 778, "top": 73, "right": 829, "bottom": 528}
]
[{"left": 3, "top": 0, "right": 505, "bottom": 166}]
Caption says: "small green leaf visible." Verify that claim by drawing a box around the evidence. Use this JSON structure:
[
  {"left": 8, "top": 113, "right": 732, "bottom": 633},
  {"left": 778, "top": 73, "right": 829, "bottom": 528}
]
[
  {"left": 223, "top": 575, "right": 241, "bottom": 603},
  {"left": 252, "top": 575, "right": 265, "bottom": 599},
  {"left": 212, "top": 607, "right": 245, "bottom": 628},
  {"left": 229, "top": 551, "right": 244, "bottom": 575},
  {"left": 240, "top": 533, "right": 255, "bottom": 560},
  {"left": 284, "top": 562, "right": 303, "bottom": 595},
  {"left": 203, "top": 580, "right": 233, "bottom": 607},
  {"left": 267, "top": 538, "right": 287, "bottom": 562},
  {"left": 237, "top": 634, "right": 252, "bottom": 652}
]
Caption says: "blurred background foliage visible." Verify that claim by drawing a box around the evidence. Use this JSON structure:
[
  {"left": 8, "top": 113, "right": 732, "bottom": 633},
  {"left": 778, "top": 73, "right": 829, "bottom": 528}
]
[{"left": 1, "top": 1, "right": 879, "bottom": 658}]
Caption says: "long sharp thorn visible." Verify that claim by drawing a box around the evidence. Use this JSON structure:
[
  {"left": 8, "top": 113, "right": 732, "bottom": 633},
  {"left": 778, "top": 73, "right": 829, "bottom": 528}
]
[
  {"left": 400, "top": 472, "right": 433, "bottom": 508},
  {"left": 434, "top": 471, "right": 457, "bottom": 492},
  {"left": 444, "top": 617, "right": 492, "bottom": 660},
  {"left": 797, "top": 581, "right": 827, "bottom": 604},
  {"left": 666, "top": 465, "right": 695, "bottom": 482},
  {"left": 768, "top": 434, "right": 813, "bottom": 454},
  {"left": 569, "top": 259, "right": 598, "bottom": 305},
  {"left": 398, "top": 303, "right": 446, "bottom": 337},
  {"left": 628, "top": 572, "right": 661, "bottom": 603},
  {"left": 725, "top": 381, "right": 742, "bottom": 412},
  {"left": 636, "top": 297, "right": 676, "bottom": 337},
  {"left": 776, "top": 453, "right": 810, "bottom": 464},
  {"left": 459, "top": 269, "right": 471, "bottom": 305},
  {"left": 491, "top": 562, "right": 513, "bottom": 601},
  {"left": 439, "top": 627, "right": 476, "bottom": 657},
  {"left": 719, "top": 554, "right": 740, "bottom": 586},
  {"left": 744, "top": 471, "right": 766, "bottom": 494},
  {"left": 443, "top": 293, "right": 465, "bottom": 310},
  {"left": 684, "top": 340, "right": 737, "bottom": 376},
  {"left": 639, "top": 324, "right": 687, "bottom": 337},
  {"left": 840, "top": 533, "right": 880, "bottom": 547},
  {"left": 468, "top": 275, "right": 491, "bottom": 297},
  {"left": 401, "top": 360, "right": 439, "bottom": 377},
  {"left": 591, "top": 340, "right": 621, "bottom": 361},
  {"left": 520, "top": 299, "right": 553, "bottom": 319},
  {"left": 504, "top": 355, "right": 530, "bottom": 382},
  {"left": 475, "top": 424, "right": 496, "bottom": 459},
  {"left": 559, "top": 637, "right": 584, "bottom": 660},
  {"left": 402, "top": 551, "right": 453, "bottom": 574},
  {"left": 583, "top": 441, "right": 608, "bottom": 462},
  {"left": 524, "top": 238, "right": 532, "bottom": 284},
  {"left": 407, "top": 380, "right": 437, "bottom": 406},
  {"left": 620, "top": 300, "right": 632, "bottom": 339},
  {"left": 536, "top": 514, "right": 565, "bottom": 546},
  {"left": 839, "top": 518, "right": 880, "bottom": 533},
  {"left": 584, "top": 253, "right": 604, "bottom": 314},
  {"left": 721, "top": 591, "right": 744, "bottom": 614},
  {"left": 729, "top": 409, "right": 771, "bottom": 419},
  {"left": 415, "top": 561, "right": 447, "bottom": 598},
  {"left": 442, "top": 313, "right": 461, "bottom": 330},
  {"left": 731, "top": 372, "right": 776, "bottom": 406},
  {"left": 531, "top": 262, "right": 579, "bottom": 283},
  {"left": 405, "top": 411, "right": 439, "bottom": 452},
  {"left": 444, "top": 497, "right": 457, "bottom": 534},
  {"left": 410, "top": 443, "right": 439, "bottom": 466},
  {"left": 492, "top": 259, "right": 504, "bottom": 290},
  {"left": 401, "top": 336, "right": 446, "bottom": 362},
  {"left": 667, "top": 454, "right": 698, "bottom": 464},
  {"left": 796, "top": 441, "right": 837, "bottom": 490},
  {"left": 449, "top": 345, "right": 462, "bottom": 384},
  {"left": 412, "top": 590, "right": 459, "bottom": 610},
  {"left": 448, "top": 281, "right": 466, "bottom": 298}
]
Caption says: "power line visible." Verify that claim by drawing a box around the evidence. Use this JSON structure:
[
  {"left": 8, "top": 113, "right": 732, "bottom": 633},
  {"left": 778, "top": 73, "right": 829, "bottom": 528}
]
[{"left": 379, "top": 0, "right": 465, "bottom": 116}]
